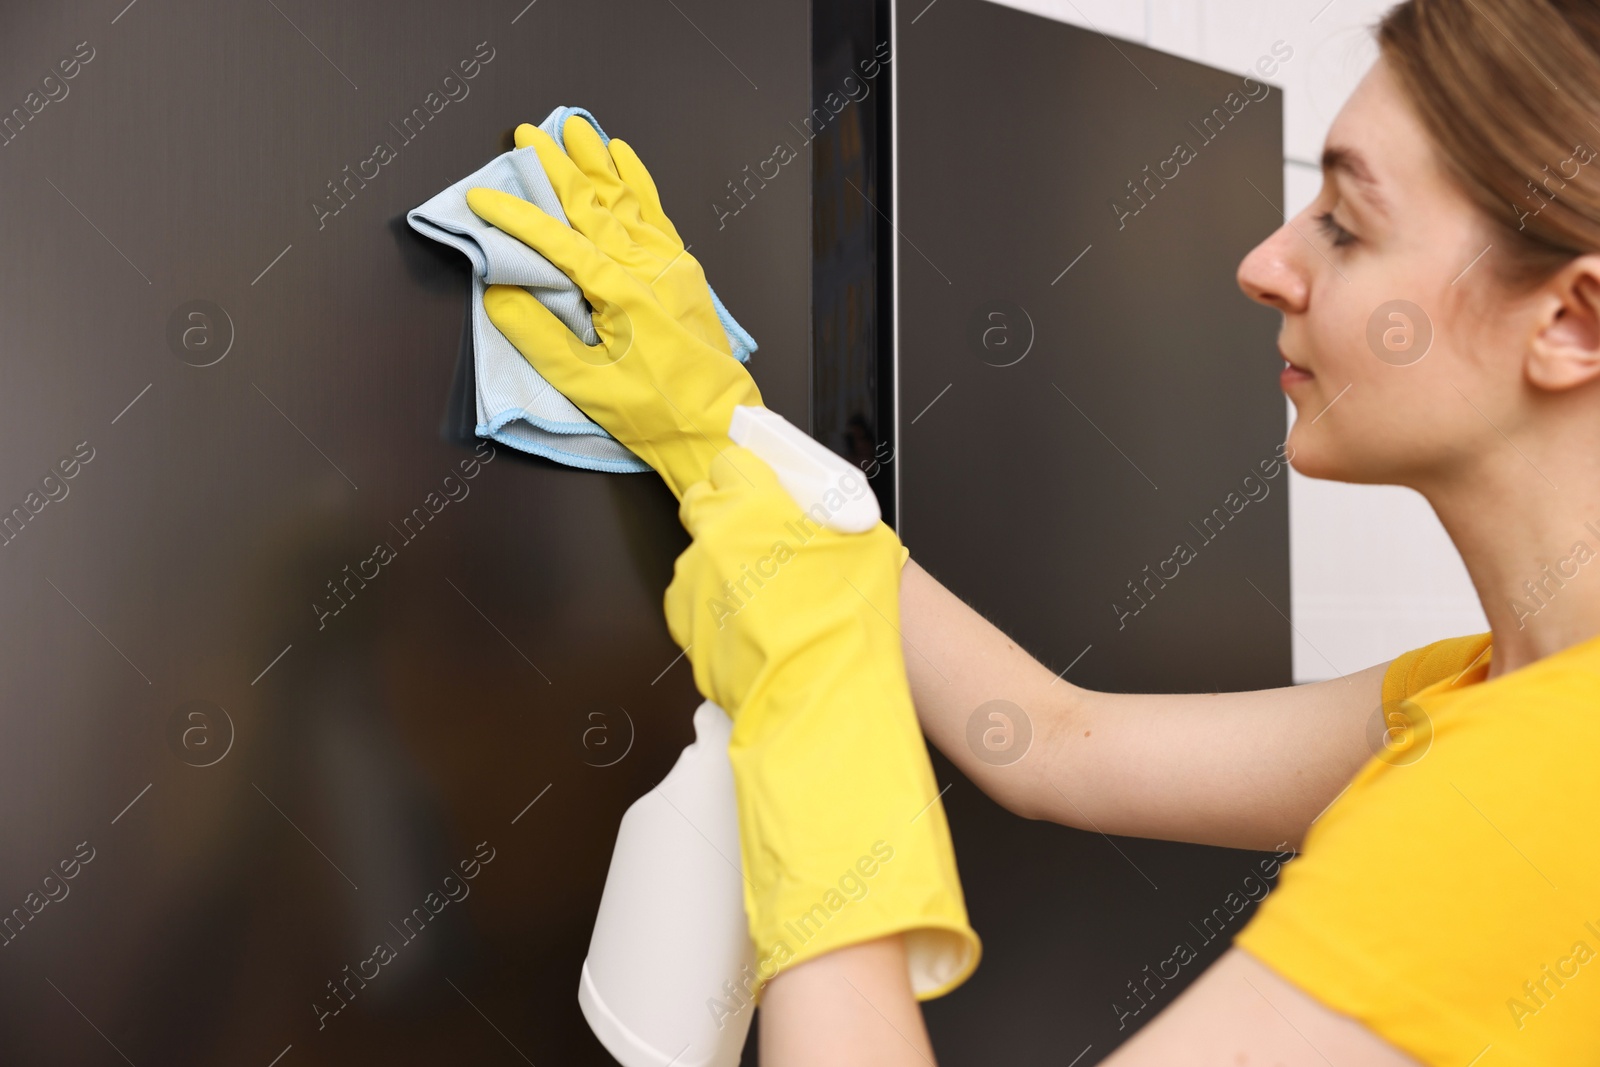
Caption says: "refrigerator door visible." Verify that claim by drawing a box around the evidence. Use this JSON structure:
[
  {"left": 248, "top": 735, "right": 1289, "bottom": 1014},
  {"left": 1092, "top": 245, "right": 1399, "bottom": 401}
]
[
  {"left": 894, "top": 1, "right": 1293, "bottom": 1060},
  {"left": 0, "top": 1, "right": 807, "bottom": 1063}
]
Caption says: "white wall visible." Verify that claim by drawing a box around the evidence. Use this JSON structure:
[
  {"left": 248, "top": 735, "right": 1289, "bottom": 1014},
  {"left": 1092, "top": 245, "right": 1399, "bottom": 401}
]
[{"left": 977, "top": 0, "right": 1489, "bottom": 681}]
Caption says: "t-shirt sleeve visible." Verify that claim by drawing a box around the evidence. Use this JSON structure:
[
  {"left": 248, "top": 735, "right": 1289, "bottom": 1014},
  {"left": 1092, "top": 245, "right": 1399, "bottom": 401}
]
[
  {"left": 1234, "top": 647, "right": 1600, "bottom": 1067},
  {"left": 1380, "top": 631, "right": 1492, "bottom": 704}
]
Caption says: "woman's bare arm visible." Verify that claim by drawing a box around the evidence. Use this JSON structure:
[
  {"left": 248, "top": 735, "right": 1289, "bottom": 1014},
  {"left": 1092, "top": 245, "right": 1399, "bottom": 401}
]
[
  {"left": 758, "top": 935, "right": 935, "bottom": 1067},
  {"left": 755, "top": 931, "right": 1420, "bottom": 1067},
  {"left": 898, "top": 559, "right": 1390, "bottom": 851}
]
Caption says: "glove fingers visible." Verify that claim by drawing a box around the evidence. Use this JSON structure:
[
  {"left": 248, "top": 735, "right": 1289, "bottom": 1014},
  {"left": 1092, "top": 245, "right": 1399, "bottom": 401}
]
[
  {"left": 518, "top": 126, "right": 665, "bottom": 277},
  {"left": 663, "top": 549, "right": 697, "bottom": 647},
  {"left": 604, "top": 137, "right": 733, "bottom": 354},
  {"left": 564, "top": 120, "right": 679, "bottom": 261},
  {"left": 668, "top": 447, "right": 790, "bottom": 550},
  {"left": 466, "top": 187, "right": 648, "bottom": 314},
  {"left": 664, "top": 548, "right": 722, "bottom": 711},
  {"left": 609, "top": 138, "right": 686, "bottom": 247},
  {"left": 561, "top": 118, "right": 627, "bottom": 209},
  {"left": 543, "top": 125, "right": 732, "bottom": 360},
  {"left": 481, "top": 283, "right": 607, "bottom": 381},
  {"left": 676, "top": 476, "right": 724, "bottom": 539},
  {"left": 519, "top": 120, "right": 683, "bottom": 254}
]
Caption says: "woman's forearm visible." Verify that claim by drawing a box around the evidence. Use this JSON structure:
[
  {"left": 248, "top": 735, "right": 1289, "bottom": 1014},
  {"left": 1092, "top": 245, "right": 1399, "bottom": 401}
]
[
  {"left": 759, "top": 934, "right": 935, "bottom": 1067},
  {"left": 896, "top": 558, "right": 1388, "bottom": 851},
  {"left": 896, "top": 558, "right": 1077, "bottom": 820}
]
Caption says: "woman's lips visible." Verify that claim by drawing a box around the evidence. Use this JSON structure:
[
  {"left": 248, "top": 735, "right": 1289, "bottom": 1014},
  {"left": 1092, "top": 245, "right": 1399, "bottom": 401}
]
[{"left": 1280, "top": 356, "right": 1313, "bottom": 390}]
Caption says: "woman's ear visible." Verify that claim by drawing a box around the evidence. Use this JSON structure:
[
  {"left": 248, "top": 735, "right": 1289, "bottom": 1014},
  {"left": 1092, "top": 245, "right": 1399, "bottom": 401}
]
[{"left": 1528, "top": 254, "right": 1600, "bottom": 391}]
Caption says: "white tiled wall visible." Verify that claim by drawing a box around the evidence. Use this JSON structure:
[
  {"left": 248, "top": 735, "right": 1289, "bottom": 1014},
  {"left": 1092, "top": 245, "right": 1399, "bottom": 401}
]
[{"left": 980, "top": 0, "right": 1489, "bottom": 681}]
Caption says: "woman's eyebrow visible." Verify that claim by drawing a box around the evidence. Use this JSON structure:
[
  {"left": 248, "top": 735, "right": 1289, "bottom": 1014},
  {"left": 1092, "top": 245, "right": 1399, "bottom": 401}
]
[{"left": 1322, "top": 143, "right": 1392, "bottom": 219}]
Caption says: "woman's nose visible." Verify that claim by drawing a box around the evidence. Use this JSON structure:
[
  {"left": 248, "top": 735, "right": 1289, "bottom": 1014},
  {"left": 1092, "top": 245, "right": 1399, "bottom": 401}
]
[{"left": 1237, "top": 223, "right": 1309, "bottom": 313}]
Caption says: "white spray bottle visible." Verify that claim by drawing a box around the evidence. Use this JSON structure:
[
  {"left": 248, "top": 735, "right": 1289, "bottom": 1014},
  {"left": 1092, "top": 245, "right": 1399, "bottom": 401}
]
[{"left": 577, "top": 406, "right": 881, "bottom": 1067}]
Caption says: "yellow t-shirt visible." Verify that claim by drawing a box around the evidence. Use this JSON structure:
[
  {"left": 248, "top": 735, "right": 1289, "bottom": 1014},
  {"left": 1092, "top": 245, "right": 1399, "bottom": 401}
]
[{"left": 1234, "top": 630, "right": 1600, "bottom": 1066}]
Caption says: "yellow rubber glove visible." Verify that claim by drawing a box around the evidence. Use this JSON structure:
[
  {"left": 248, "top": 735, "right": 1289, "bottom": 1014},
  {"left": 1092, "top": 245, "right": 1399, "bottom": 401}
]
[
  {"left": 663, "top": 446, "right": 981, "bottom": 1002},
  {"left": 466, "top": 121, "right": 761, "bottom": 499},
  {"left": 515, "top": 118, "right": 733, "bottom": 356}
]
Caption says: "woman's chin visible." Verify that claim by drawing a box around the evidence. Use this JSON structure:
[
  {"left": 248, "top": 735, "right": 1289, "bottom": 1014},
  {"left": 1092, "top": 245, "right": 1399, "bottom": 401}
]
[
  {"left": 1286, "top": 444, "right": 1397, "bottom": 486},
  {"left": 1283, "top": 431, "right": 1347, "bottom": 483}
]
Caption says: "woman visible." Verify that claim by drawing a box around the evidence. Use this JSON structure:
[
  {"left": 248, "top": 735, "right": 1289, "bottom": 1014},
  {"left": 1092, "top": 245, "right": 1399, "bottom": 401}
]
[{"left": 469, "top": 0, "right": 1600, "bottom": 1062}]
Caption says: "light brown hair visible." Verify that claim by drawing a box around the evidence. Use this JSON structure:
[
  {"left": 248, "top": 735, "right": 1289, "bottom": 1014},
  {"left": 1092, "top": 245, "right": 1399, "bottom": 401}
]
[{"left": 1378, "top": 0, "right": 1600, "bottom": 289}]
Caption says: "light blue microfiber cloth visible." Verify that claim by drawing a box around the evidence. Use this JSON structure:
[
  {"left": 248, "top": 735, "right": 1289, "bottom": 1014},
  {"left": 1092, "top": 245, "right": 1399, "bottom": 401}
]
[{"left": 407, "top": 106, "right": 757, "bottom": 473}]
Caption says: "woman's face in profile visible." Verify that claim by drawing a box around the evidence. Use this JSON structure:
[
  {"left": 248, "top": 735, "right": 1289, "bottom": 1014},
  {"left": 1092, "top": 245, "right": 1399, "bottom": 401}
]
[{"left": 1236, "top": 56, "right": 1526, "bottom": 490}]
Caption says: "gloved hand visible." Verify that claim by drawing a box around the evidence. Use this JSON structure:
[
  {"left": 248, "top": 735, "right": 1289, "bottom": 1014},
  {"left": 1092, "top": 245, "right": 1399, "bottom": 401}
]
[
  {"left": 515, "top": 119, "right": 734, "bottom": 356},
  {"left": 664, "top": 446, "right": 980, "bottom": 1000},
  {"left": 466, "top": 118, "right": 762, "bottom": 499}
]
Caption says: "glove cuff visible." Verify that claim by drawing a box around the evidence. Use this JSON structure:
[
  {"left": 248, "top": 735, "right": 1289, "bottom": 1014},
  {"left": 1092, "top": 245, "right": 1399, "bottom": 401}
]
[{"left": 748, "top": 910, "right": 982, "bottom": 1008}]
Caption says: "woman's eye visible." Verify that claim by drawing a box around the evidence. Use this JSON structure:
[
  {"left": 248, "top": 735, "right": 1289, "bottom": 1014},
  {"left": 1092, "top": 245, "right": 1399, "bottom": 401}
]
[{"left": 1314, "top": 210, "right": 1357, "bottom": 248}]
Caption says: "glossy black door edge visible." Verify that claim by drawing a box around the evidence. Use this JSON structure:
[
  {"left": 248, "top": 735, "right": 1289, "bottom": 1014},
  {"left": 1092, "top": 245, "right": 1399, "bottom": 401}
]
[{"left": 810, "top": 0, "right": 896, "bottom": 525}]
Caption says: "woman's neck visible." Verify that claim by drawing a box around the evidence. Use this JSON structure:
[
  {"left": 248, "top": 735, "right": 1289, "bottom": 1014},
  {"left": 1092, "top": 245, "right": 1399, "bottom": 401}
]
[{"left": 1425, "top": 446, "right": 1600, "bottom": 679}]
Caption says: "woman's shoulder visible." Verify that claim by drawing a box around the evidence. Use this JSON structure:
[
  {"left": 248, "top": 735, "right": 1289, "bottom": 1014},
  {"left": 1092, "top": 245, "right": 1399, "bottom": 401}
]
[{"left": 1237, "top": 627, "right": 1600, "bottom": 1066}]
